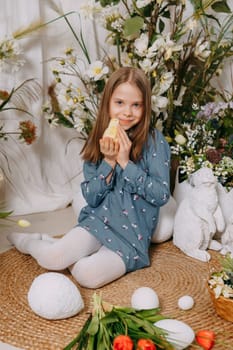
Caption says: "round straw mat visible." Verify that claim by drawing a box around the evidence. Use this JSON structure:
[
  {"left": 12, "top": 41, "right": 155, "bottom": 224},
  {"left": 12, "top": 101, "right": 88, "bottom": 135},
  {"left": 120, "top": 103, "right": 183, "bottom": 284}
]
[{"left": 0, "top": 241, "right": 232, "bottom": 350}]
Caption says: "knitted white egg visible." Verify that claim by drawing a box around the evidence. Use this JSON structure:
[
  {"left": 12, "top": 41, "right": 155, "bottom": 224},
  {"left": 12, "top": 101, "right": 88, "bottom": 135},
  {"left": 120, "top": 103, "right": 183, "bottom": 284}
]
[
  {"left": 131, "top": 287, "right": 159, "bottom": 310},
  {"left": 154, "top": 319, "right": 195, "bottom": 350},
  {"left": 28, "top": 272, "right": 84, "bottom": 320},
  {"left": 178, "top": 295, "right": 194, "bottom": 310}
]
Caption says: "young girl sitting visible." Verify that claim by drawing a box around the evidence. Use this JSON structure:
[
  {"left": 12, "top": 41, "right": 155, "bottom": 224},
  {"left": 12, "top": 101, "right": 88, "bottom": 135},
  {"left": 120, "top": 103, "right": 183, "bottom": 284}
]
[{"left": 8, "top": 67, "right": 171, "bottom": 288}]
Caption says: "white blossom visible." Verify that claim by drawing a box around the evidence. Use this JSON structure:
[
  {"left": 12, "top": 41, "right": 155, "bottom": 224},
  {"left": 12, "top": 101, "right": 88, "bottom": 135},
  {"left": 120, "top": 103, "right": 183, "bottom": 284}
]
[
  {"left": 175, "top": 134, "right": 187, "bottom": 145},
  {"left": 151, "top": 95, "right": 168, "bottom": 115},
  {"left": 136, "top": 0, "right": 153, "bottom": 8},
  {"left": 85, "top": 61, "right": 109, "bottom": 81},
  {"left": 139, "top": 58, "right": 158, "bottom": 73},
  {"left": 174, "top": 86, "right": 187, "bottom": 106},
  {"left": 147, "top": 36, "right": 165, "bottom": 58},
  {"left": 158, "top": 71, "right": 174, "bottom": 95},
  {"left": 134, "top": 33, "right": 149, "bottom": 57},
  {"left": 79, "top": 0, "right": 102, "bottom": 20},
  {"left": 194, "top": 39, "right": 211, "bottom": 61},
  {"left": 0, "top": 37, "right": 25, "bottom": 73},
  {"left": 163, "top": 34, "right": 183, "bottom": 60},
  {"left": 185, "top": 19, "right": 197, "bottom": 31}
]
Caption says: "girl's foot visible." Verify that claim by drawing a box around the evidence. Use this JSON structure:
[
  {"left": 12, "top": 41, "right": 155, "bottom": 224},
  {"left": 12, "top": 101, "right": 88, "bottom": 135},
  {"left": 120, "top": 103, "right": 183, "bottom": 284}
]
[
  {"left": 41, "top": 233, "right": 59, "bottom": 242},
  {"left": 7, "top": 232, "right": 42, "bottom": 254}
]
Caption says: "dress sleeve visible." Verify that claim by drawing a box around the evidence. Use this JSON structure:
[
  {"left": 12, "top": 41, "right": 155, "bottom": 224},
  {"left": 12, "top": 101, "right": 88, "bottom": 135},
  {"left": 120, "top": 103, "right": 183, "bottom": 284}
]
[
  {"left": 80, "top": 160, "right": 115, "bottom": 207},
  {"left": 122, "top": 129, "right": 171, "bottom": 207}
]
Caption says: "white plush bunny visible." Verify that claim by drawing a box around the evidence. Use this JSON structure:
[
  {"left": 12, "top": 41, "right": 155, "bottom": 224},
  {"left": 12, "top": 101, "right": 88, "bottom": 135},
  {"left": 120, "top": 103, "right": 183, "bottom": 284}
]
[{"left": 173, "top": 167, "right": 225, "bottom": 262}]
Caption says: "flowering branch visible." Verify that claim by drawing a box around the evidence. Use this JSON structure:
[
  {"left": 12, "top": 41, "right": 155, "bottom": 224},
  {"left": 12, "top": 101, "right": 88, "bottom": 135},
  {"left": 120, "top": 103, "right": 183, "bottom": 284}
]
[
  {"left": 38, "top": 0, "right": 232, "bottom": 187},
  {"left": 0, "top": 79, "right": 41, "bottom": 144}
]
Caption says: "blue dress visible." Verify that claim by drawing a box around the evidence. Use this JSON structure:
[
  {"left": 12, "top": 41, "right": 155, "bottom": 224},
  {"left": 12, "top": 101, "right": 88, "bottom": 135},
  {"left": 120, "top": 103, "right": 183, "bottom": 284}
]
[{"left": 78, "top": 129, "right": 170, "bottom": 272}]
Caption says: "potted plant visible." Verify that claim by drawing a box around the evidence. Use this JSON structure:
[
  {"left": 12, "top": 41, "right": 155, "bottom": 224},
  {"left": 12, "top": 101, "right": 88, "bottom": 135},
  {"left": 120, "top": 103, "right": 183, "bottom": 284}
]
[{"left": 208, "top": 253, "right": 233, "bottom": 322}]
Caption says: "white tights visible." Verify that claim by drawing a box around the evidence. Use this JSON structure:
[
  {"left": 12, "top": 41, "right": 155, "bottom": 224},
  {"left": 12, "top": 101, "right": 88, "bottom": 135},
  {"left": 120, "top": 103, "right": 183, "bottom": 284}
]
[{"left": 8, "top": 227, "right": 126, "bottom": 289}]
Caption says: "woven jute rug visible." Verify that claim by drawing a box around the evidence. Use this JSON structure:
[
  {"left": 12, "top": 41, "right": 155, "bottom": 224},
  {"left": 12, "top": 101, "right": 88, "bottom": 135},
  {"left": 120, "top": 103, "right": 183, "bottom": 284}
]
[{"left": 0, "top": 241, "right": 232, "bottom": 350}]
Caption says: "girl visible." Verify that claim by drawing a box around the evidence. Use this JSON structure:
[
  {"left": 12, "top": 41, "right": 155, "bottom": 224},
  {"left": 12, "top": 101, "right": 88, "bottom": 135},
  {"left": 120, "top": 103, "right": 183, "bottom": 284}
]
[{"left": 8, "top": 67, "right": 170, "bottom": 288}]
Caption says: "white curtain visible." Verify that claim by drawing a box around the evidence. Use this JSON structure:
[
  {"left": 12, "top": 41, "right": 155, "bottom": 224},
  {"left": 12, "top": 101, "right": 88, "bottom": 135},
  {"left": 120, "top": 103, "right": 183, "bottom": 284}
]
[{"left": 0, "top": 0, "right": 103, "bottom": 215}]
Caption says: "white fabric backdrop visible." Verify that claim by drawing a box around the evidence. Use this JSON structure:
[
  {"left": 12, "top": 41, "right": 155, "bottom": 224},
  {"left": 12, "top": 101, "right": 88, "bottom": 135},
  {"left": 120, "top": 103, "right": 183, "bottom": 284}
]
[
  {"left": 0, "top": 0, "right": 104, "bottom": 215},
  {"left": 0, "top": 0, "right": 232, "bottom": 216}
]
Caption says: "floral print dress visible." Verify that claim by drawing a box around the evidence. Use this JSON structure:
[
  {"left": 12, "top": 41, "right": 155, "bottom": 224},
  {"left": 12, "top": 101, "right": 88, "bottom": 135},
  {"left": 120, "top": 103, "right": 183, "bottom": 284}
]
[{"left": 78, "top": 129, "right": 171, "bottom": 272}]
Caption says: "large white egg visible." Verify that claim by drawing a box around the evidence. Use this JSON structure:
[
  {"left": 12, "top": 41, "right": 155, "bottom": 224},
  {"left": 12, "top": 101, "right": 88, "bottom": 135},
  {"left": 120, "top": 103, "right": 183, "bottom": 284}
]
[
  {"left": 154, "top": 319, "right": 195, "bottom": 350},
  {"left": 28, "top": 272, "right": 84, "bottom": 320},
  {"left": 131, "top": 287, "right": 159, "bottom": 310},
  {"left": 178, "top": 295, "right": 194, "bottom": 310}
]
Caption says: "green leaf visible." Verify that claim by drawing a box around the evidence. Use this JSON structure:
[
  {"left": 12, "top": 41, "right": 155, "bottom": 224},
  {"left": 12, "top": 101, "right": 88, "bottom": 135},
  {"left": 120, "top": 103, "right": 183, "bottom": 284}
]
[
  {"left": 161, "top": 10, "right": 171, "bottom": 19},
  {"left": 63, "top": 315, "right": 92, "bottom": 350},
  {"left": 0, "top": 211, "right": 13, "bottom": 219},
  {"left": 100, "top": 313, "right": 119, "bottom": 325},
  {"left": 87, "top": 314, "right": 99, "bottom": 335},
  {"left": 114, "top": 306, "right": 136, "bottom": 314},
  {"left": 144, "top": 315, "right": 167, "bottom": 323},
  {"left": 86, "top": 334, "right": 96, "bottom": 350},
  {"left": 220, "top": 253, "right": 233, "bottom": 273},
  {"left": 99, "top": 0, "right": 120, "bottom": 6},
  {"left": 211, "top": 0, "right": 231, "bottom": 13},
  {"left": 135, "top": 308, "right": 161, "bottom": 318},
  {"left": 95, "top": 79, "right": 105, "bottom": 94},
  {"left": 96, "top": 323, "right": 104, "bottom": 346},
  {"left": 159, "top": 19, "right": 165, "bottom": 33},
  {"left": 55, "top": 112, "right": 74, "bottom": 128},
  {"left": 123, "top": 16, "right": 144, "bottom": 38}
]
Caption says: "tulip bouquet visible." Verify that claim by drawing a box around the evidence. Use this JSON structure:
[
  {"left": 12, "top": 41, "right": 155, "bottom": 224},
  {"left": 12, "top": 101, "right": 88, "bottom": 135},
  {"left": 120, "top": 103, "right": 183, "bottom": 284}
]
[
  {"left": 63, "top": 293, "right": 174, "bottom": 350},
  {"left": 64, "top": 293, "right": 220, "bottom": 349}
]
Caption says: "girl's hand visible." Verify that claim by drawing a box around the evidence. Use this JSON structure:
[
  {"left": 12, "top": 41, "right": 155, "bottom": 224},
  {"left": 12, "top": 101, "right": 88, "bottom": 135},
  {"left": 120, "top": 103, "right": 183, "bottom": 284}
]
[
  {"left": 117, "top": 126, "right": 132, "bottom": 169},
  {"left": 100, "top": 137, "right": 119, "bottom": 168}
]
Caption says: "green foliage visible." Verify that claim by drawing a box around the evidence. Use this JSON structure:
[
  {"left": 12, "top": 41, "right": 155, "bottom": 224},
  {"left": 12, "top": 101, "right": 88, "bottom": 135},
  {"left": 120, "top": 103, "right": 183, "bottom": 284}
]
[
  {"left": 64, "top": 293, "right": 172, "bottom": 350},
  {"left": 220, "top": 253, "right": 233, "bottom": 274},
  {"left": 123, "top": 16, "right": 144, "bottom": 38},
  {"left": 211, "top": 0, "right": 231, "bottom": 13},
  {"left": 0, "top": 211, "right": 13, "bottom": 219},
  {"left": 42, "top": 0, "right": 233, "bottom": 156}
]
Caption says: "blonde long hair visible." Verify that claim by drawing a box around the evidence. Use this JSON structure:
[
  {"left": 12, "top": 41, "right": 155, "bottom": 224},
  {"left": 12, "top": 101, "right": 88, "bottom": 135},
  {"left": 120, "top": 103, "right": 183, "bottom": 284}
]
[{"left": 81, "top": 67, "right": 152, "bottom": 163}]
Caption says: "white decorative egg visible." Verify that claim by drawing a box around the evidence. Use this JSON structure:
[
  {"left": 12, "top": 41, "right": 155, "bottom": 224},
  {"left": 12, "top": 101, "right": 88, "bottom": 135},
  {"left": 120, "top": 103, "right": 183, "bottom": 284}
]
[
  {"left": 28, "top": 272, "right": 84, "bottom": 320},
  {"left": 154, "top": 319, "right": 195, "bottom": 350},
  {"left": 131, "top": 287, "right": 159, "bottom": 310},
  {"left": 178, "top": 295, "right": 194, "bottom": 310}
]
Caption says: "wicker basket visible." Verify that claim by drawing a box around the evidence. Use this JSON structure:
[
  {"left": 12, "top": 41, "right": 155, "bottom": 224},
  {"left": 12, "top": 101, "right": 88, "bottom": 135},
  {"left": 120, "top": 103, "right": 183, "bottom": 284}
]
[{"left": 208, "top": 285, "right": 233, "bottom": 322}]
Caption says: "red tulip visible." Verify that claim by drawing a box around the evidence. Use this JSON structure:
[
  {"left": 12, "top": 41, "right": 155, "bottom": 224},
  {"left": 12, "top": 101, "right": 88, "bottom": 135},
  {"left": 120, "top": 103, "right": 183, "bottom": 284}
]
[
  {"left": 136, "top": 338, "right": 157, "bottom": 350},
  {"left": 196, "top": 330, "right": 215, "bottom": 350},
  {"left": 113, "top": 335, "right": 134, "bottom": 350}
]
